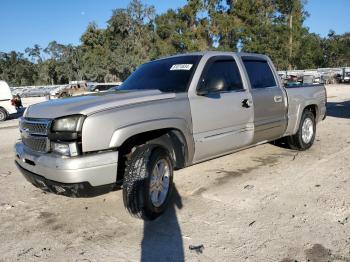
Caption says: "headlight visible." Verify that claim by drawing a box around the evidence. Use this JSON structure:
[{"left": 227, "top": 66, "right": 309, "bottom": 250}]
[
  {"left": 51, "top": 115, "right": 85, "bottom": 132},
  {"left": 51, "top": 142, "right": 79, "bottom": 157},
  {"left": 23, "top": 107, "right": 29, "bottom": 117}
]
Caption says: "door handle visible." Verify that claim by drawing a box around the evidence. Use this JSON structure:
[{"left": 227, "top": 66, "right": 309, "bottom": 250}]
[
  {"left": 274, "top": 96, "right": 283, "bottom": 103},
  {"left": 242, "top": 99, "right": 252, "bottom": 108}
]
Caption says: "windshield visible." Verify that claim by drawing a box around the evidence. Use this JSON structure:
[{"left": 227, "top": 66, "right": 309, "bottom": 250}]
[{"left": 118, "top": 55, "right": 201, "bottom": 93}]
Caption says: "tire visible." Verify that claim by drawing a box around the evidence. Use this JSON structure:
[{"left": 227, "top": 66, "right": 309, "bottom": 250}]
[
  {"left": 122, "top": 144, "right": 174, "bottom": 220},
  {"left": 287, "top": 110, "right": 316, "bottom": 150},
  {"left": 0, "top": 108, "right": 8, "bottom": 121}
]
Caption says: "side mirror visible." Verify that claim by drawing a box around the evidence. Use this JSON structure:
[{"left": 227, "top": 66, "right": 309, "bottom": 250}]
[{"left": 197, "top": 78, "right": 225, "bottom": 96}]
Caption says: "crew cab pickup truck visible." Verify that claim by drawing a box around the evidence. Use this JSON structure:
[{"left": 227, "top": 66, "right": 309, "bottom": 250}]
[{"left": 15, "top": 52, "right": 326, "bottom": 220}]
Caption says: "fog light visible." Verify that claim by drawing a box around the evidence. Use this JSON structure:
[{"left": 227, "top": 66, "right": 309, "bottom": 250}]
[{"left": 51, "top": 142, "right": 78, "bottom": 157}]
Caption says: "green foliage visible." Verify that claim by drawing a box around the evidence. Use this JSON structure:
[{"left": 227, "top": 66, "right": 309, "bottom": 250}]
[{"left": 0, "top": 0, "right": 349, "bottom": 86}]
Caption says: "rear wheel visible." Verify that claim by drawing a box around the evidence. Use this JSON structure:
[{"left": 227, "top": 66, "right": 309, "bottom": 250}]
[
  {"left": 122, "top": 144, "right": 174, "bottom": 220},
  {"left": 287, "top": 110, "right": 316, "bottom": 150},
  {"left": 0, "top": 108, "right": 8, "bottom": 121}
]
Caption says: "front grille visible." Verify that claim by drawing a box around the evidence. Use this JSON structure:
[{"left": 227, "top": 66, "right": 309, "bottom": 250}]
[
  {"left": 20, "top": 119, "right": 50, "bottom": 135},
  {"left": 20, "top": 118, "right": 51, "bottom": 152},
  {"left": 22, "top": 136, "right": 49, "bottom": 152}
]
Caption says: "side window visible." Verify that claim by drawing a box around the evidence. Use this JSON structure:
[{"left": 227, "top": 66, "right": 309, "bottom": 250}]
[
  {"left": 243, "top": 59, "right": 276, "bottom": 89},
  {"left": 202, "top": 60, "right": 243, "bottom": 92}
]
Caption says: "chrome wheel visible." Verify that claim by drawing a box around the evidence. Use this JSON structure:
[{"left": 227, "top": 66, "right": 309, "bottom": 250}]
[
  {"left": 149, "top": 159, "right": 170, "bottom": 207},
  {"left": 301, "top": 118, "right": 314, "bottom": 144}
]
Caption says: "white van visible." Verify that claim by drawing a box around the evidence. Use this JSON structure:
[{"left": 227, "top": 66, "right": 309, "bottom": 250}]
[{"left": 0, "top": 81, "right": 17, "bottom": 121}]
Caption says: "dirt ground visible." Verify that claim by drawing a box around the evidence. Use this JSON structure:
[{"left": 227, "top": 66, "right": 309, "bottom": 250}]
[{"left": 1, "top": 85, "right": 350, "bottom": 262}]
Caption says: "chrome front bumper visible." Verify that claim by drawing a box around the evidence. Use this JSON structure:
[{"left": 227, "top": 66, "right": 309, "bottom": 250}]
[{"left": 15, "top": 142, "right": 118, "bottom": 187}]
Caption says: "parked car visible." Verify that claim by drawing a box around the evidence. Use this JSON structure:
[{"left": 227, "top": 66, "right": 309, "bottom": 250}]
[
  {"left": 342, "top": 68, "right": 350, "bottom": 83},
  {"left": 88, "top": 82, "right": 122, "bottom": 92},
  {"left": 49, "top": 82, "right": 89, "bottom": 99},
  {"left": 0, "top": 81, "right": 18, "bottom": 121},
  {"left": 15, "top": 52, "right": 327, "bottom": 220},
  {"left": 303, "top": 73, "right": 321, "bottom": 85}
]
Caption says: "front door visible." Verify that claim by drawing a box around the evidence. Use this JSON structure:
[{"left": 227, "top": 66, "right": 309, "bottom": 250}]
[{"left": 189, "top": 55, "right": 254, "bottom": 162}]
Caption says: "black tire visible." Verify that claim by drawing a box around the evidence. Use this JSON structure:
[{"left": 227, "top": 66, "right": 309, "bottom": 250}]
[
  {"left": 0, "top": 108, "right": 8, "bottom": 121},
  {"left": 287, "top": 110, "right": 316, "bottom": 151},
  {"left": 122, "top": 144, "right": 174, "bottom": 220}
]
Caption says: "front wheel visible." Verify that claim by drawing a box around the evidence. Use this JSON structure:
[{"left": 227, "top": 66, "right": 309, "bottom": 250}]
[
  {"left": 0, "top": 108, "right": 8, "bottom": 121},
  {"left": 122, "top": 145, "right": 174, "bottom": 220},
  {"left": 287, "top": 110, "right": 316, "bottom": 150}
]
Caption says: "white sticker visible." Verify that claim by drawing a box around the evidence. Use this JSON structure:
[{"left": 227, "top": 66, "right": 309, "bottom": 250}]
[{"left": 170, "top": 64, "right": 193, "bottom": 71}]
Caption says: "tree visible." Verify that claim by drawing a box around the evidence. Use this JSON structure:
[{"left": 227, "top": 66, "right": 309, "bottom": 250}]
[
  {"left": 154, "top": 0, "right": 211, "bottom": 56},
  {"left": 294, "top": 31, "right": 324, "bottom": 69},
  {"left": 105, "top": 0, "right": 156, "bottom": 79},
  {"left": 322, "top": 31, "right": 350, "bottom": 67},
  {"left": 80, "top": 22, "right": 109, "bottom": 82},
  {"left": 25, "top": 44, "right": 43, "bottom": 63},
  {"left": 1, "top": 0, "right": 349, "bottom": 86},
  {"left": 276, "top": 0, "right": 308, "bottom": 69}
]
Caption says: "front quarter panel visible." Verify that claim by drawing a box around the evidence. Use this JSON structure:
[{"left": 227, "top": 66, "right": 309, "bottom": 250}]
[{"left": 81, "top": 93, "right": 194, "bottom": 159}]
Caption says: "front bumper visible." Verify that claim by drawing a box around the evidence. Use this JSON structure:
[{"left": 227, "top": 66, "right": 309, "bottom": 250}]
[
  {"left": 15, "top": 162, "right": 115, "bottom": 197},
  {"left": 15, "top": 142, "right": 119, "bottom": 196}
]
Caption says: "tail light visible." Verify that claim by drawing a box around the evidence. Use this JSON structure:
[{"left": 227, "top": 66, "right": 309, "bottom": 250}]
[{"left": 11, "top": 99, "right": 16, "bottom": 106}]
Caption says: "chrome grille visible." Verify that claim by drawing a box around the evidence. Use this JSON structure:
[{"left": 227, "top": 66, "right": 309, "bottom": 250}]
[
  {"left": 20, "top": 118, "right": 51, "bottom": 152},
  {"left": 20, "top": 119, "right": 50, "bottom": 135},
  {"left": 22, "top": 136, "right": 49, "bottom": 152}
]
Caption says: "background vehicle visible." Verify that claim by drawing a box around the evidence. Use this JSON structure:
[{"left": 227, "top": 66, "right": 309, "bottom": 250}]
[
  {"left": 87, "top": 82, "right": 122, "bottom": 92},
  {"left": 0, "top": 81, "right": 17, "bottom": 121},
  {"left": 49, "top": 82, "right": 88, "bottom": 99},
  {"left": 341, "top": 68, "right": 350, "bottom": 83},
  {"left": 15, "top": 52, "right": 327, "bottom": 220}
]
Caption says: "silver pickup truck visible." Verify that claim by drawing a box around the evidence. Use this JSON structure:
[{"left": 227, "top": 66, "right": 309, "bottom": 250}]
[{"left": 15, "top": 52, "right": 326, "bottom": 220}]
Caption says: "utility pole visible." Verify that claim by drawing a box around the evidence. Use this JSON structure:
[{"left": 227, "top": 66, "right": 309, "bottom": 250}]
[{"left": 288, "top": 13, "right": 293, "bottom": 70}]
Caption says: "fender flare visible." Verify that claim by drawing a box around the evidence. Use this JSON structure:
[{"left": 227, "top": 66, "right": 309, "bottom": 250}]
[
  {"left": 109, "top": 118, "right": 195, "bottom": 164},
  {"left": 291, "top": 102, "right": 319, "bottom": 135}
]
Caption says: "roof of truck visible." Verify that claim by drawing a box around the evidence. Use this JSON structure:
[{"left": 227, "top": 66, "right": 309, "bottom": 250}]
[{"left": 156, "top": 51, "right": 269, "bottom": 62}]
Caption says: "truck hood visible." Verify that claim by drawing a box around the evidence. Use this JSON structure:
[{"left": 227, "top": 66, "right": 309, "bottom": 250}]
[{"left": 25, "top": 90, "right": 176, "bottom": 119}]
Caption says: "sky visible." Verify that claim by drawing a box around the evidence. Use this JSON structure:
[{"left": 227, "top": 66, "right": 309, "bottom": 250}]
[{"left": 0, "top": 0, "right": 348, "bottom": 53}]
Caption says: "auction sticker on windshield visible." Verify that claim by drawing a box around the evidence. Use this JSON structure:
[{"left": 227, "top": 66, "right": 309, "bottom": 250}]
[{"left": 170, "top": 64, "right": 193, "bottom": 71}]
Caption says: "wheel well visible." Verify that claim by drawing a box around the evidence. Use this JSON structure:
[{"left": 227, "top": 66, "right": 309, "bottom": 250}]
[
  {"left": 304, "top": 104, "right": 318, "bottom": 119},
  {"left": 0, "top": 106, "right": 8, "bottom": 116},
  {"left": 116, "top": 128, "right": 188, "bottom": 183}
]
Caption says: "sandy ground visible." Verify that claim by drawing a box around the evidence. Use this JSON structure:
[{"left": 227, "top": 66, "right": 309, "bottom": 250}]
[{"left": 0, "top": 85, "right": 350, "bottom": 262}]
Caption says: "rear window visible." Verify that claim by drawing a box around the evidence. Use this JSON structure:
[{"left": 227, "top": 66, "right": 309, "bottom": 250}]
[{"left": 243, "top": 59, "right": 276, "bottom": 89}]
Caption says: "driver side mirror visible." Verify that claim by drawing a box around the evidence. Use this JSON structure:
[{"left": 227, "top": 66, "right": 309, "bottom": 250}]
[{"left": 197, "top": 78, "right": 225, "bottom": 96}]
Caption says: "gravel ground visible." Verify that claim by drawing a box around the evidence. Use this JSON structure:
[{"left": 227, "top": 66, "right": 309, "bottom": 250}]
[{"left": 0, "top": 85, "right": 350, "bottom": 262}]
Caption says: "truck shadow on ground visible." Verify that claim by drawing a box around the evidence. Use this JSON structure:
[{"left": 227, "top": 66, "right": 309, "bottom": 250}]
[
  {"left": 141, "top": 184, "right": 184, "bottom": 262},
  {"left": 327, "top": 101, "right": 350, "bottom": 119}
]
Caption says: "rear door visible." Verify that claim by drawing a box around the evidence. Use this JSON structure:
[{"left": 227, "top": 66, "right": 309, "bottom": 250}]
[
  {"left": 242, "top": 57, "right": 288, "bottom": 143},
  {"left": 189, "top": 55, "right": 254, "bottom": 162}
]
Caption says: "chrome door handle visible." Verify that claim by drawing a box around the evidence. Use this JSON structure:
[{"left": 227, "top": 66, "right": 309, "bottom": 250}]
[{"left": 274, "top": 96, "right": 283, "bottom": 103}]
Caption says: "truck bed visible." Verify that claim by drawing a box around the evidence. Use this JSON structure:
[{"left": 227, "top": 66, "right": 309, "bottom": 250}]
[{"left": 284, "top": 84, "right": 327, "bottom": 136}]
